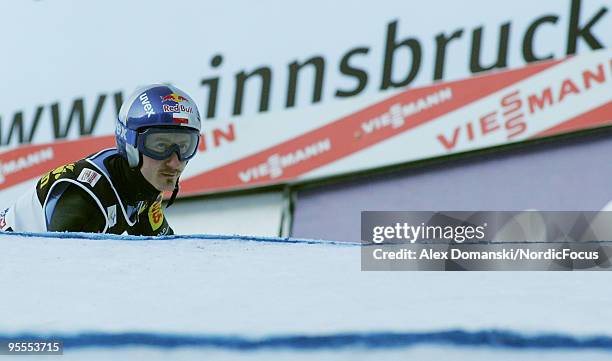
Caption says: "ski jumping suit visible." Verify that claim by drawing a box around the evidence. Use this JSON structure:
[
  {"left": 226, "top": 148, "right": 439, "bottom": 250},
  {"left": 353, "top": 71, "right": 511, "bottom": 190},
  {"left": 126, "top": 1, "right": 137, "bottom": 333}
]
[{"left": 1, "top": 148, "right": 173, "bottom": 235}]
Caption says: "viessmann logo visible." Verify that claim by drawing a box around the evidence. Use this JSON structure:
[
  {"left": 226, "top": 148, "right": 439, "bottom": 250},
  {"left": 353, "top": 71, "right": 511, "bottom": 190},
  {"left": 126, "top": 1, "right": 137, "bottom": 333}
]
[
  {"left": 0, "top": 147, "right": 54, "bottom": 184},
  {"left": 238, "top": 139, "right": 332, "bottom": 183},
  {"left": 358, "top": 87, "right": 453, "bottom": 137},
  {"left": 436, "top": 56, "right": 612, "bottom": 151}
]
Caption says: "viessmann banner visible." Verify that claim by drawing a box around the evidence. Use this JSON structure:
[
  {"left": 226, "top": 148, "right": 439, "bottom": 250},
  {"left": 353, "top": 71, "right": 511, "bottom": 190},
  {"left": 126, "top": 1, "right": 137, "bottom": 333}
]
[
  {"left": 0, "top": 0, "right": 610, "bottom": 199},
  {"left": 0, "top": 50, "right": 610, "bottom": 198}
]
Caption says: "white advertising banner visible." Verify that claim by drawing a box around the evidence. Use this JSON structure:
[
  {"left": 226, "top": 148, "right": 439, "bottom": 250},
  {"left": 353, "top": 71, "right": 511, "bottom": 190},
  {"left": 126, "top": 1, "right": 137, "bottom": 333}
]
[
  {"left": 0, "top": 0, "right": 610, "bottom": 199},
  {"left": 164, "top": 192, "right": 287, "bottom": 236}
]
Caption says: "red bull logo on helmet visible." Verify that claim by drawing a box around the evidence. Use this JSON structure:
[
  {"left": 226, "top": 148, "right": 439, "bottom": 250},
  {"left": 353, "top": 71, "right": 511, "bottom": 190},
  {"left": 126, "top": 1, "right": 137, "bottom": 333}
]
[
  {"left": 160, "top": 93, "right": 189, "bottom": 103},
  {"left": 162, "top": 104, "right": 193, "bottom": 113}
]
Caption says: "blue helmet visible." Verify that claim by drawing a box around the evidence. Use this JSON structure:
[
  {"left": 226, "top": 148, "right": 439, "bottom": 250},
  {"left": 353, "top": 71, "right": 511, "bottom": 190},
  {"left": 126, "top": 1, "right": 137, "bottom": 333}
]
[{"left": 116, "top": 84, "right": 202, "bottom": 167}]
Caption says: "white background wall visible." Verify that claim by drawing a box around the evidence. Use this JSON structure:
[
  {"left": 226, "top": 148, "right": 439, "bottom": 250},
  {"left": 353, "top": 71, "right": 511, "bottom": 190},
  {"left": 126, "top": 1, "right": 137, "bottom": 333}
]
[{"left": 165, "top": 191, "right": 287, "bottom": 236}]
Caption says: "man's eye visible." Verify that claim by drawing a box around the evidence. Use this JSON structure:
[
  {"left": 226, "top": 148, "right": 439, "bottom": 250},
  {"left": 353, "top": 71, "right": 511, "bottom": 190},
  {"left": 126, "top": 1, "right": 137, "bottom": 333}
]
[{"left": 153, "top": 142, "right": 170, "bottom": 151}]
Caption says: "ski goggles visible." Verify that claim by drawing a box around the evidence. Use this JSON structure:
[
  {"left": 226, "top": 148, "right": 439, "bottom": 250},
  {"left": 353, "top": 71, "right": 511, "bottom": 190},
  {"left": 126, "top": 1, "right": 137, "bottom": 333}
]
[{"left": 136, "top": 127, "right": 200, "bottom": 161}]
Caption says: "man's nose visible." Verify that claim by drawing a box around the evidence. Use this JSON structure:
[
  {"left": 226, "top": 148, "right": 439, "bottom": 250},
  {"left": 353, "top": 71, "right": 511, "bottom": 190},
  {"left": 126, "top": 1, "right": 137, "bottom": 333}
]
[{"left": 165, "top": 152, "right": 182, "bottom": 168}]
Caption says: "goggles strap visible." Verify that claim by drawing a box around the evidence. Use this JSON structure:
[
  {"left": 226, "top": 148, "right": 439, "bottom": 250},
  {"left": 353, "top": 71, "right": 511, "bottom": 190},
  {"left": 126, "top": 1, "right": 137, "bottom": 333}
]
[{"left": 166, "top": 180, "right": 180, "bottom": 209}]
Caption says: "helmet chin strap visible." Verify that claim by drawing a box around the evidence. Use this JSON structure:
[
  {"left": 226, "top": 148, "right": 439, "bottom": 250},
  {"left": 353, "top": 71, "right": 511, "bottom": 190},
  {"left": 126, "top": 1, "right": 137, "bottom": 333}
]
[
  {"left": 166, "top": 157, "right": 189, "bottom": 208},
  {"left": 136, "top": 152, "right": 180, "bottom": 208},
  {"left": 166, "top": 180, "right": 179, "bottom": 208}
]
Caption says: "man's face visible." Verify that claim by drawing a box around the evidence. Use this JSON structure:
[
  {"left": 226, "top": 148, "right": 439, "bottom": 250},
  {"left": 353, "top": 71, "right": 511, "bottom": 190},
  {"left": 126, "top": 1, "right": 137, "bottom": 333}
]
[{"left": 140, "top": 152, "right": 187, "bottom": 192}]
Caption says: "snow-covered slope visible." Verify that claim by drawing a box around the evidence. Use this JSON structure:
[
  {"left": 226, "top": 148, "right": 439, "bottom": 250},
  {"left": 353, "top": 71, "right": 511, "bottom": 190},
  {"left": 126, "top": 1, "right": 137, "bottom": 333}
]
[{"left": 1, "top": 232, "right": 610, "bottom": 360}]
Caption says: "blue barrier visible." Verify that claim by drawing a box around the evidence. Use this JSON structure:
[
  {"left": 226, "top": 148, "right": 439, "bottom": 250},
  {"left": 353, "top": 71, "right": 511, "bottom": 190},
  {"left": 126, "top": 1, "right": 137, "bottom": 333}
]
[
  {"left": 1, "top": 330, "right": 611, "bottom": 351},
  {"left": 0, "top": 230, "right": 360, "bottom": 246}
]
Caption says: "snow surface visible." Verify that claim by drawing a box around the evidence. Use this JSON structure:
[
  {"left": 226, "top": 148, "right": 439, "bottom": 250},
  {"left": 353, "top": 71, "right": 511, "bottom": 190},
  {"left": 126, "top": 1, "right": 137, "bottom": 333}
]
[{"left": 1, "top": 232, "right": 611, "bottom": 360}]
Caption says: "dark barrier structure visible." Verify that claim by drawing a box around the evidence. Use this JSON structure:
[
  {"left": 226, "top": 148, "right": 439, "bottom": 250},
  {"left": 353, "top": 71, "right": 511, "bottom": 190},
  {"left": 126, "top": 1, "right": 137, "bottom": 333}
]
[{"left": 292, "top": 131, "right": 612, "bottom": 242}]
